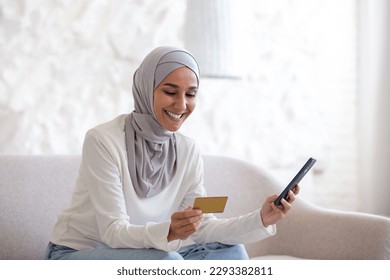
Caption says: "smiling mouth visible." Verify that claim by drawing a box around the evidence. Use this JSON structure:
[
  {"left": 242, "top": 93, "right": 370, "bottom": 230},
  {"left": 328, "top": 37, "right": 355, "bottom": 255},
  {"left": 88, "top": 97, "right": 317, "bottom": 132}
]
[{"left": 165, "top": 110, "right": 183, "bottom": 120}]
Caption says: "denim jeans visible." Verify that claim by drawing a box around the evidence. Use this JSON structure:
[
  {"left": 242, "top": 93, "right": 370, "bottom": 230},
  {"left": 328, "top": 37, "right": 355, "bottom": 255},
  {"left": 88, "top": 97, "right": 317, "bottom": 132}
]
[{"left": 44, "top": 242, "right": 249, "bottom": 260}]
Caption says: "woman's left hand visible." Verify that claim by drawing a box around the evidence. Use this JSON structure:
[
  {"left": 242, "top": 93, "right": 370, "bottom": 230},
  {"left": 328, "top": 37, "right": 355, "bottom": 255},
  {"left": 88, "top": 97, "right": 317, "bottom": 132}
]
[{"left": 260, "top": 184, "right": 300, "bottom": 227}]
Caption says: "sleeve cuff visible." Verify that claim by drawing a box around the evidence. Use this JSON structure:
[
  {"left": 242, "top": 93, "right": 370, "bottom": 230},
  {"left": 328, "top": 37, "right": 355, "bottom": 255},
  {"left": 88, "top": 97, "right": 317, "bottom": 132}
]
[
  {"left": 145, "top": 221, "right": 182, "bottom": 252},
  {"left": 257, "top": 210, "right": 277, "bottom": 236}
]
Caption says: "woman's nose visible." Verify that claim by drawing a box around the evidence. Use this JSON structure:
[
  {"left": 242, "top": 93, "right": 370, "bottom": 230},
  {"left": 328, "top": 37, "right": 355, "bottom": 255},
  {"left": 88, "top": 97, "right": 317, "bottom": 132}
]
[{"left": 174, "top": 94, "right": 186, "bottom": 111}]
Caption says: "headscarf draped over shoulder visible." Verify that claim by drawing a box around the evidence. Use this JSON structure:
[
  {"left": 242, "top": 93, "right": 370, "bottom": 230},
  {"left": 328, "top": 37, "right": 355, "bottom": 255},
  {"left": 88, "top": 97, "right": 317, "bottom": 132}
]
[{"left": 125, "top": 46, "right": 200, "bottom": 198}]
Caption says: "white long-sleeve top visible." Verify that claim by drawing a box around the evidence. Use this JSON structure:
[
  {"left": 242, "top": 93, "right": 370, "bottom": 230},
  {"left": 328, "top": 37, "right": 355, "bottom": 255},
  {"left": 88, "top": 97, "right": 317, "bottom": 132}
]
[{"left": 50, "top": 114, "right": 276, "bottom": 252}]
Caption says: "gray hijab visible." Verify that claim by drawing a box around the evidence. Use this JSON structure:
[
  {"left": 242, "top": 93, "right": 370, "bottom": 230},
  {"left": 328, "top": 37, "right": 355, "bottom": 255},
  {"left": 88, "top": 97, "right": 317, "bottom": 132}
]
[{"left": 125, "top": 46, "right": 200, "bottom": 198}]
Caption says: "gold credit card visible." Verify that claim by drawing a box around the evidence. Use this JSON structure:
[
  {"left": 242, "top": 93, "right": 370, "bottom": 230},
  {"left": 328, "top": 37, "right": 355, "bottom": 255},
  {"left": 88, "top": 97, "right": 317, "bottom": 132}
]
[{"left": 193, "top": 196, "right": 228, "bottom": 213}]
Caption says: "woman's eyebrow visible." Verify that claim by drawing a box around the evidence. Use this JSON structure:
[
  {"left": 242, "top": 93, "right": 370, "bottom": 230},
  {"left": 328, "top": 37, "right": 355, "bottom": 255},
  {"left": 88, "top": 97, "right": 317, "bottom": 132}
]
[
  {"left": 162, "top": 83, "right": 198, "bottom": 90},
  {"left": 162, "top": 83, "right": 179, "bottom": 88}
]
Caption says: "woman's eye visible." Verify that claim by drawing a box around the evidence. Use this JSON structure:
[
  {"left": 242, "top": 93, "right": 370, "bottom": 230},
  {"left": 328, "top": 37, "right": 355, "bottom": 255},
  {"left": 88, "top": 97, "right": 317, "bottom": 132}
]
[
  {"left": 163, "top": 91, "right": 175, "bottom": 95},
  {"left": 187, "top": 92, "right": 197, "bottom": 98}
]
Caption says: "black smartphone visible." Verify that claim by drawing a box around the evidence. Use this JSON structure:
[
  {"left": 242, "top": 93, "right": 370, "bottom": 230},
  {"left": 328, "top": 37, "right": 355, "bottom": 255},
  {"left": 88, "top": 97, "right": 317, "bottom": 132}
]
[{"left": 274, "top": 157, "right": 317, "bottom": 206}]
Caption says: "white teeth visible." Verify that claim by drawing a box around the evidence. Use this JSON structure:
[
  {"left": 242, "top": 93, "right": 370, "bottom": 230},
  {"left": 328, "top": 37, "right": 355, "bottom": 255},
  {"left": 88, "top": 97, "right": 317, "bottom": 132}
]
[{"left": 166, "top": 110, "right": 182, "bottom": 119}]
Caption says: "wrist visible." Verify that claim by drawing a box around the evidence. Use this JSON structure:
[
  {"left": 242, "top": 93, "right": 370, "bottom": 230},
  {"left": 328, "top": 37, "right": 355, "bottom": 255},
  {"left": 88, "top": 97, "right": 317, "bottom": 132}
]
[
  {"left": 260, "top": 209, "right": 269, "bottom": 228},
  {"left": 167, "top": 231, "right": 176, "bottom": 242}
]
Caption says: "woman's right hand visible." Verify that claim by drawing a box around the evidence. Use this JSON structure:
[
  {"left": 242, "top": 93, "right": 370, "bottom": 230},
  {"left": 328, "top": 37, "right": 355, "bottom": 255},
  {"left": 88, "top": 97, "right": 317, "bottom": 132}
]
[{"left": 167, "top": 206, "right": 203, "bottom": 242}]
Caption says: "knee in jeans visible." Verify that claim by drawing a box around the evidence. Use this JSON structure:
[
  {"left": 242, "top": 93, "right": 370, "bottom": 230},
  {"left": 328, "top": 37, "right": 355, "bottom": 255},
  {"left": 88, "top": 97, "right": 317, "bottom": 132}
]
[
  {"left": 162, "top": 251, "right": 184, "bottom": 260},
  {"left": 233, "top": 244, "right": 249, "bottom": 260}
]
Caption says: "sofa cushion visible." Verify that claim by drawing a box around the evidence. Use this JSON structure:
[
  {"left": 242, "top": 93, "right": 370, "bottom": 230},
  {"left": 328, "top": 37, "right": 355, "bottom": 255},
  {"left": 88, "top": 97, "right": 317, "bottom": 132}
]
[{"left": 0, "top": 155, "right": 80, "bottom": 260}]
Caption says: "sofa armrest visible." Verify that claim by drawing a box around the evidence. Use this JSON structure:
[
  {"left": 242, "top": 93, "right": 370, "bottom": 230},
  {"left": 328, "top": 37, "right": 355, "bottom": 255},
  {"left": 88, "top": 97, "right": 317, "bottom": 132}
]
[{"left": 246, "top": 201, "right": 390, "bottom": 259}]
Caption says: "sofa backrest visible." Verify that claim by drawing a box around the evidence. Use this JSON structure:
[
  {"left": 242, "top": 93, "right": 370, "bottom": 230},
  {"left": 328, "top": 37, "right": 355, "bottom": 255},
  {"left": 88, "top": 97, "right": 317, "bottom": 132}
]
[{"left": 203, "top": 155, "right": 282, "bottom": 218}]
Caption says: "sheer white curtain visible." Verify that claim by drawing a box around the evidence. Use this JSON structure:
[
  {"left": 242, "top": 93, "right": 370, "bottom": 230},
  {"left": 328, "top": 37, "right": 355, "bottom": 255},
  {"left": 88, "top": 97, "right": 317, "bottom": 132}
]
[{"left": 359, "top": 0, "right": 390, "bottom": 216}]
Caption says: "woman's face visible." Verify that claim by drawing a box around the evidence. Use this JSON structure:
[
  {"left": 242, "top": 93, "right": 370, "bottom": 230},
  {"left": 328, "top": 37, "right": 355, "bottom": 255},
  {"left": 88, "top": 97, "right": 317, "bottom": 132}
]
[{"left": 153, "top": 67, "right": 198, "bottom": 131}]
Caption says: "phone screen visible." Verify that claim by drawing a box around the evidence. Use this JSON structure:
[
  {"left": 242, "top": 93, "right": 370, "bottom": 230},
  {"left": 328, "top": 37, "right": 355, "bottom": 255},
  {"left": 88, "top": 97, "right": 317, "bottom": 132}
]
[{"left": 274, "top": 157, "right": 316, "bottom": 206}]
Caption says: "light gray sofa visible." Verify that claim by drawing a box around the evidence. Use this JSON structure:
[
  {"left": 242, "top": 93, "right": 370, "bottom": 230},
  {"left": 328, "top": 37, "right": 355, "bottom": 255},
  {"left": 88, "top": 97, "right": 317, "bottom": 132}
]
[{"left": 0, "top": 155, "right": 389, "bottom": 260}]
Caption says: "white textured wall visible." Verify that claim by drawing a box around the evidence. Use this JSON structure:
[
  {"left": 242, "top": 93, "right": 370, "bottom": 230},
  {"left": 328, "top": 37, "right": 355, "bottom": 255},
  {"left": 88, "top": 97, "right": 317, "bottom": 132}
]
[
  {"left": 0, "top": 0, "right": 359, "bottom": 211},
  {"left": 0, "top": 0, "right": 186, "bottom": 153}
]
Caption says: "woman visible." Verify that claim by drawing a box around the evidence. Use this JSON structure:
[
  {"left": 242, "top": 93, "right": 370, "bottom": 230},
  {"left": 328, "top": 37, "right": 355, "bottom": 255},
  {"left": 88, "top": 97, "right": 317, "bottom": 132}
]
[{"left": 44, "top": 46, "right": 299, "bottom": 260}]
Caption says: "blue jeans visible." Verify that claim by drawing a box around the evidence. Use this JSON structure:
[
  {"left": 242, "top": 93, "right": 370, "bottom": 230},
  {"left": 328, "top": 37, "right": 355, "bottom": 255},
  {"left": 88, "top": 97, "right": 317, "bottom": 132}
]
[{"left": 44, "top": 242, "right": 249, "bottom": 260}]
